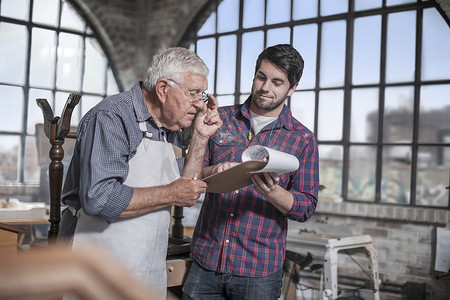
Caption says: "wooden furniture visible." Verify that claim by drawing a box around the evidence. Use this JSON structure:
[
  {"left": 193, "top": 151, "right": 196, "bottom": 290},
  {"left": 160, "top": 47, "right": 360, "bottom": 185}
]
[
  {"left": 0, "top": 246, "right": 158, "bottom": 300},
  {"left": 0, "top": 223, "right": 27, "bottom": 255}
]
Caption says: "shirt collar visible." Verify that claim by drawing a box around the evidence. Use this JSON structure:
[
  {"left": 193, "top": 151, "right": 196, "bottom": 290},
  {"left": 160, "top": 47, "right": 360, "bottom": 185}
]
[{"left": 240, "top": 95, "right": 295, "bottom": 131}]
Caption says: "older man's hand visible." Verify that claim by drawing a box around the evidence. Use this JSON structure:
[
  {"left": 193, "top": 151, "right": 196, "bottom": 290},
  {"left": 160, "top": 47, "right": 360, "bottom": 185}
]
[{"left": 193, "top": 93, "right": 222, "bottom": 139}]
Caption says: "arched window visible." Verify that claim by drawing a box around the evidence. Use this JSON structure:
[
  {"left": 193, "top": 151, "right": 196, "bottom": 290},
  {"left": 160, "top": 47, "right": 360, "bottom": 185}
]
[
  {"left": 0, "top": 0, "right": 120, "bottom": 184},
  {"left": 181, "top": 0, "right": 450, "bottom": 208}
]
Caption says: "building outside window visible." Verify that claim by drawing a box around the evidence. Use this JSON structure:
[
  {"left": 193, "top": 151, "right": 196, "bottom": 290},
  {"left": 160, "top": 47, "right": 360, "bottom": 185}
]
[{"left": 180, "top": 0, "right": 450, "bottom": 208}]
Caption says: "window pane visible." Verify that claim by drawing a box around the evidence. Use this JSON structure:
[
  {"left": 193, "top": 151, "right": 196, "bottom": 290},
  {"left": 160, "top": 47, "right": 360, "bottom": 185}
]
[
  {"left": 241, "top": 31, "right": 264, "bottom": 94},
  {"left": 240, "top": 93, "right": 250, "bottom": 104},
  {"left": 320, "top": 0, "right": 348, "bottom": 16},
  {"left": 383, "top": 86, "right": 414, "bottom": 143},
  {"left": 56, "top": 92, "right": 80, "bottom": 127},
  {"left": 1, "top": 0, "right": 28, "bottom": 19},
  {"left": 351, "top": 88, "right": 379, "bottom": 143},
  {"left": 60, "top": 1, "right": 85, "bottom": 31},
  {"left": 293, "top": 0, "right": 318, "bottom": 20},
  {"left": 422, "top": 8, "right": 450, "bottom": 81},
  {"left": 355, "top": 0, "right": 382, "bottom": 11},
  {"left": 386, "top": 11, "right": 416, "bottom": 83},
  {"left": 0, "top": 135, "right": 19, "bottom": 181},
  {"left": 32, "top": 0, "right": 58, "bottom": 26},
  {"left": 290, "top": 91, "right": 315, "bottom": 133},
  {"left": 0, "top": 85, "right": 23, "bottom": 132},
  {"left": 381, "top": 146, "right": 411, "bottom": 204},
  {"left": 386, "top": 0, "right": 415, "bottom": 6},
  {"left": 81, "top": 95, "right": 102, "bottom": 117},
  {"left": 320, "top": 20, "right": 346, "bottom": 87},
  {"left": 197, "top": 38, "right": 217, "bottom": 94},
  {"left": 216, "top": 35, "right": 236, "bottom": 94},
  {"left": 318, "top": 90, "right": 343, "bottom": 141},
  {"left": 56, "top": 32, "right": 83, "bottom": 91},
  {"left": 267, "top": 0, "right": 290, "bottom": 25},
  {"left": 217, "top": 95, "right": 235, "bottom": 107},
  {"left": 83, "top": 38, "right": 106, "bottom": 94},
  {"left": 30, "top": 28, "right": 56, "bottom": 88},
  {"left": 419, "top": 84, "right": 450, "bottom": 143},
  {"left": 319, "top": 145, "right": 343, "bottom": 197},
  {"left": 416, "top": 146, "right": 450, "bottom": 207},
  {"left": 243, "top": 0, "right": 264, "bottom": 29},
  {"left": 348, "top": 145, "right": 377, "bottom": 201},
  {"left": 353, "top": 16, "right": 381, "bottom": 85},
  {"left": 293, "top": 24, "right": 318, "bottom": 90},
  {"left": 24, "top": 136, "right": 40, "bottom": 182},
  {"left": 217, "top": 0, "right": 239, "bottom": 33},
  {"left": 107, "top": 68, "right": 119, "bottom": 96},
  {"left": 0, "top": 23, "right": 27, "bottom": 85},
  {"left": 198, "top": 12, "right": 216, "bottom": 36},
  {"left": 267, "top": 27, "right": 290, "bottom": 47},
  {"left": 28, "top": 89, "right": 53, "bottom": 135}
]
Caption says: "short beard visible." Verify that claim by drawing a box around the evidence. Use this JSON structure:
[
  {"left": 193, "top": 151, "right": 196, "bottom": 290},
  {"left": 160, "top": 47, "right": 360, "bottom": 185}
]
[{"left": 252, "top": 90, "right": 289, "bottom": 111}]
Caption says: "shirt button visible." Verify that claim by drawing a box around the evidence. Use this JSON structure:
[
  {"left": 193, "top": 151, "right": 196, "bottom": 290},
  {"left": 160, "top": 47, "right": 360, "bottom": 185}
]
[
  {"left": 226, "top": 239, "right": 229, "bottom": 243},
  {"left": 230, "top": 213, "right": 234, "bottom": 217},
  {"left": 235, "top": 190, "right": 239, "bottom": 194}
]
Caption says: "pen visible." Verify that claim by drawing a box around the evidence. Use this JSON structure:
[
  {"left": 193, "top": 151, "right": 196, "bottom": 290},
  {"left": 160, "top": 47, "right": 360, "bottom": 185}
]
[{"left": 193, "top": 172, "right": 198, "bottom": 180}]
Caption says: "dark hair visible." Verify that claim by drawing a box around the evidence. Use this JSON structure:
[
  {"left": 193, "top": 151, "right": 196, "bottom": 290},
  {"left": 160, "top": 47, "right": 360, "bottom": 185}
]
[{"left": 254, "top": 44, "right": 304, "bottom": 89}]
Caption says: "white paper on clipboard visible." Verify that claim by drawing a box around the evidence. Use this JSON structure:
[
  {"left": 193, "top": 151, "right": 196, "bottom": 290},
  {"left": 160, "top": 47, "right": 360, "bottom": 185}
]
[{"left": 241, "top": 145, "right": 299, "bottom": 174}]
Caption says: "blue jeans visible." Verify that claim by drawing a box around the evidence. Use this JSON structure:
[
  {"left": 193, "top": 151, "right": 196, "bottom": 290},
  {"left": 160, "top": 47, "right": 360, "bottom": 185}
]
[{"left": 182, "top": 260, "right": 283, "bottom": 300}]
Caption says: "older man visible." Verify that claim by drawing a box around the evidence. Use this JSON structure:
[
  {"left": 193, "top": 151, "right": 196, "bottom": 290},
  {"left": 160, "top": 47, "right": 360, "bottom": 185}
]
[{"left": 59, "top": 47, "right": 222, "bottom": 298}]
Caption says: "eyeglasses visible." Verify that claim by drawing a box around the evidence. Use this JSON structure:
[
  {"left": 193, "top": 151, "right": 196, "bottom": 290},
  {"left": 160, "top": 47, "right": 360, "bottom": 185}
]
[{"left": 168, "top": 79, "right": 208, "bottom": 104}]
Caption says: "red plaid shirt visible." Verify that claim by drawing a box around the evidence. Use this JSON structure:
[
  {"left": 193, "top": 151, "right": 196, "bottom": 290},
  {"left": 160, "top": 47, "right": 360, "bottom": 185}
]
[{"left": 191, "top": 98, "right": 319, "bottom": 277}]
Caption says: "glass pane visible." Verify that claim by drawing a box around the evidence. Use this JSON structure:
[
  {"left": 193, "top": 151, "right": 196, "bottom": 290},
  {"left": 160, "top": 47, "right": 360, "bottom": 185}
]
[
  {"left": 243, "top": 0, "right": 264, "bottom": 28},
  {"left": 293, "top": 0, "right": 318, "bottom": 20},
  {"left": 217, "top": 95, "right": 235, "bottom": 107},
  {"left": 267, "top": 0, "right": 290, "bottom": 25},
  {"left": 355, "top": 0, "right": 382, "bottom": 11},
  {"left": 60, "top": 1, "right": 85, "bottom": 31},
  {"left": 416, "top": 146, "right": 449, "bottom": 207},
  {"left": 319, "top": 145, "right": 343, "bottom": 197},
  {"left": 28, "top": 89, "right": 53, "bottom": 135},
  {"left": 350, "top": 88, "right": 379, "bottom": 143},
  {"left": 24, "top": 136, "right": 40, "bottom": 182},
  {"left": 81, "top": 95, "right": 102, "bottom": 117},
  {"left": 216, "top": 35, "right": 236, "bottom": 94},
  {"left": 83, "top": 37, "right": 106, "bottom": 94},
  {"left": 0, "top": 135, "right": 19, "bottom": 181},
  {"left": 32, "top": 0, "right": 58, "bottom": 26},
  {"left": 56, "top": 32, "right": 82, "bottom": 91},
  {"left": 320, "top": 20, "right": 346, "bottom": 87},
  {"left": 267, "top": 27, "right": 290, "bottom": 47},
  {"left": 290, "top": 91, "right": 315, "bottom": 133},
  {"left": 318, "top": 89, "right": 343, "bottom": 141},
  {"left": 197, "top": 38, "right": 216, "bottom": 94},
  {"left": 0, "top": 85, "right": 23, "bottom": 132},
  {"left": 0, "top": 23, "right": 27, "bottom": 85},
  {"left": 419, "top": 84, "right": 450, "bottom": 143},
  {"left": 55, "top": 92, "right": 80, "bottom": 127},
  {"left": 320, "top": 0, "right": 348, "bottom": 16},
  {"left": 384, "top": 86, "right": 414, "bottom": 143},
  {"left": 386, "top": 11, "right": 416, "bottom": 83},
  {"left": 293, "top": 24, "right": 318, "bottom": 90},
  {"left": 217, "top": 0, "right": 239, "bottom": 33},
  {"left": 30, "top": 28, "right": 56, "bottom": 88},
  {"left": 422, "top": 8, "right": 450, "bottom": 81},
  {"left": 353, "top": 16, "right": 381, "bottom": 85},
  {"left": 1, "top": 0, "right": 29, "bottom": 20},
  {"left": 198, "top": 12, "right": 216, "bottom": 36},
  {"left": 240, "top": 31, "right": 264, "bottom": 94},
  {"left": 381, "top": 146, "right": 411, "bottom": 204},
  {"left": 386, "top": 0, "right": 415, "bottom": 5},
  {"left": 107, "top": 68, "right": 119, "bottom": 95},
  {"left": 348, "top": 145, "right": 377, "bottom": 201},
  {"left": 240, "top": 93, "right": 250, "bottom": 104}
]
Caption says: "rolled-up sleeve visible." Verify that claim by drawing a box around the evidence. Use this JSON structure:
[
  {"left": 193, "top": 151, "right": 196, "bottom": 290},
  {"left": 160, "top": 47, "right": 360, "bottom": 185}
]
[{"left": 78, "top": 110, "right": 134, "bottom": 223}]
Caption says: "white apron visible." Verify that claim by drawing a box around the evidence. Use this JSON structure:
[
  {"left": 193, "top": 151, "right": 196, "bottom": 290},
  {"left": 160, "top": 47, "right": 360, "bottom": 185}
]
[{"left": 72, "top": 122, "right": 180, "bottom": 299}]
